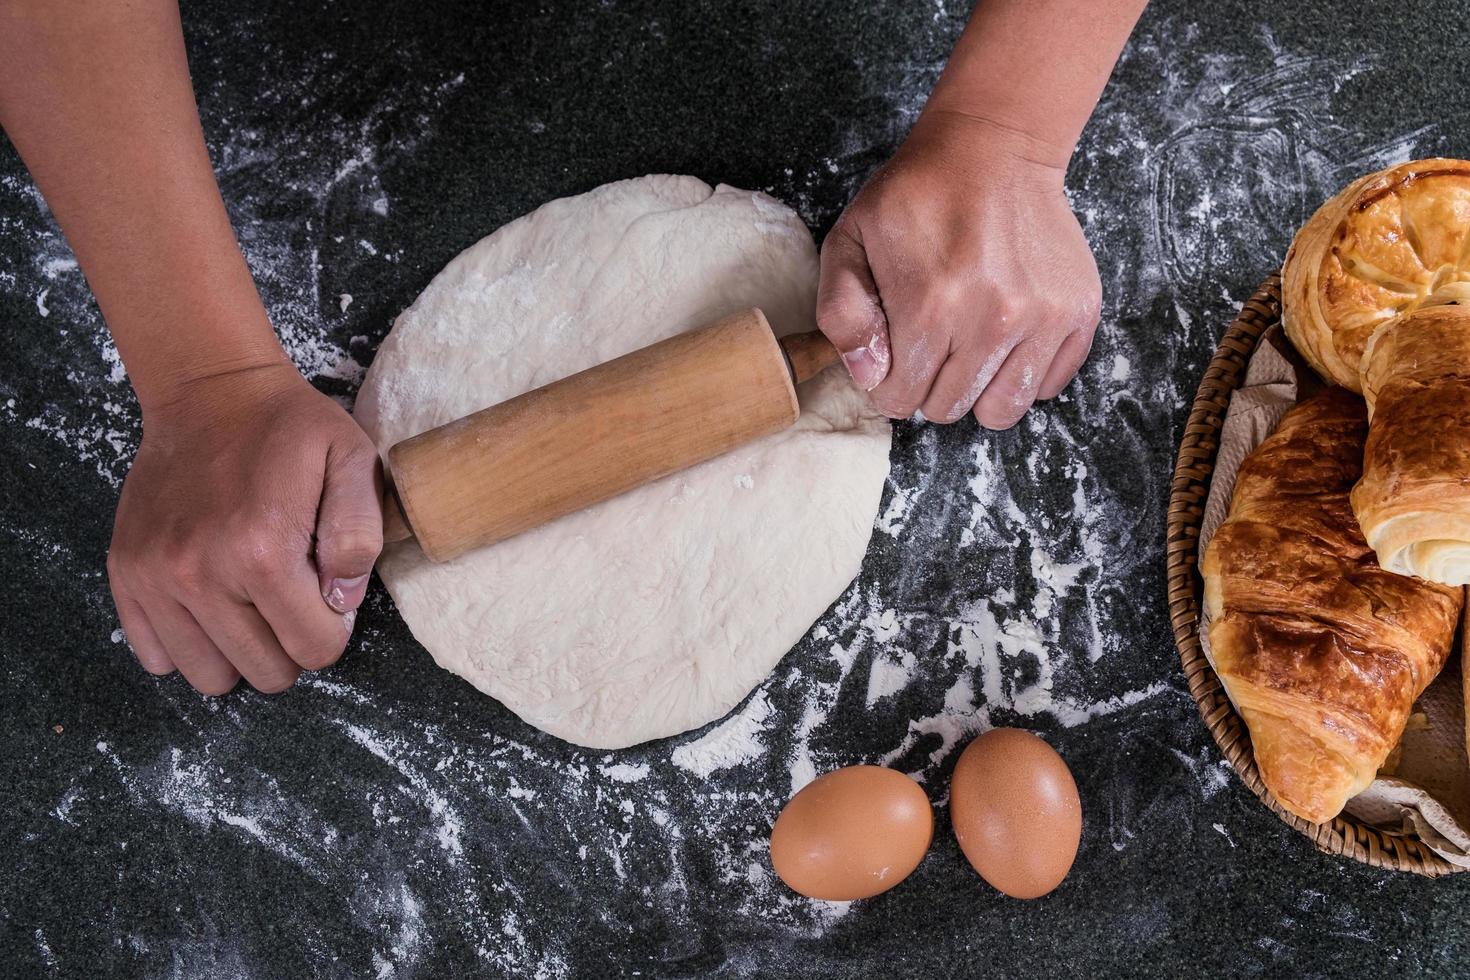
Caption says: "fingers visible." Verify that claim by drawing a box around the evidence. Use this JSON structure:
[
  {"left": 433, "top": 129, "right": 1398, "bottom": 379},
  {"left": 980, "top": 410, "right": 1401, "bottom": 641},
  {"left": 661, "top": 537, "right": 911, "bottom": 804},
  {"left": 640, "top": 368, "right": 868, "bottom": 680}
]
[
  {"left": 973, "top": 339, "right": 1055, "bottom": 430},
  {"left": 1038, "top": 330, "right": 1096, "bottom": 400},
  {"left": 114, "top": 552, "right": 350, "bottom": 694},
  {"left": 112, "top": 591, "right": 175, "bottom": 676},
  {"left": 817, "top": 224, "right": 891, "bottom": 392},
  {"left": 103, "top": 383, "right": 380, "bottom": 698},
  {"left": 867, "top": 315, "right": 952, "bottom": 419},
  {"left": 315, "top": 441, "right": 383, "bottom": 615},
  {"left": 252, "top": 565, "right": 355, "bottom": 674},
  {"left": 188, "top": 598, "right": 302, "bottom": 694},
  {"left": 918, "top": 310, "right": 1098, "bottom": 426},
  {"left": 921, "top": 337, "right": 1016, "bottom": 424},
  {"left": 144, "top": 600, "right": 241, "bottom": 696}
]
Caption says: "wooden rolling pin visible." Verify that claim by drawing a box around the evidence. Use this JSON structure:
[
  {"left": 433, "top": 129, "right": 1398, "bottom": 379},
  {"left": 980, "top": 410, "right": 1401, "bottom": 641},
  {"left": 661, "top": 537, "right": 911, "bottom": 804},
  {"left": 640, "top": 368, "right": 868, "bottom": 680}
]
[{"left": 380, "top": 308, "right": 841, "bottom": 562}]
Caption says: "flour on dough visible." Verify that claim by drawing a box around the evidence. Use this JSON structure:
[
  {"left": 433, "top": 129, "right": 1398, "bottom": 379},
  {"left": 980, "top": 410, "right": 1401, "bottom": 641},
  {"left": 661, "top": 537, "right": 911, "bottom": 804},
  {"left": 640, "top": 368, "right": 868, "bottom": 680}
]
[{"left": 355, "top": 175, "right": 891, "bottom": 749}]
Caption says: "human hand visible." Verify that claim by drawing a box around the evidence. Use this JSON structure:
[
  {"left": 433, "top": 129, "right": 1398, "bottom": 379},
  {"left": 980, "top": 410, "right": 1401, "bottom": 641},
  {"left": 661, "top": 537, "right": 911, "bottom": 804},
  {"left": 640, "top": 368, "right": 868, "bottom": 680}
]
[
  {"left": 817, "top": 111, "right": 1102, "bottom": 429},
  {"left": 107, "top": 362, "right": 384, "bottom": 695}
]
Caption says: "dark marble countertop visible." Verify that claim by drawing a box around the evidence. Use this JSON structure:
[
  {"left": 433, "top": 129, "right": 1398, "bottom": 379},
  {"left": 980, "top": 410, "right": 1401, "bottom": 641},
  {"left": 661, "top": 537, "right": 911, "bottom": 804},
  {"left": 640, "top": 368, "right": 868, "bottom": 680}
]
[{"left": 4, "top": 0, "right": 1468, "bottom": 976}]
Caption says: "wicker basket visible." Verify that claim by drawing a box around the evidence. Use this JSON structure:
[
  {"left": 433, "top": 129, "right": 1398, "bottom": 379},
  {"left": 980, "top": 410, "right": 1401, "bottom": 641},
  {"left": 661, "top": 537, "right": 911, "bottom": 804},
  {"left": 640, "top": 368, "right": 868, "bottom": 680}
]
[{"left": 1166, "top": 273, "right": 1461, "bottom": 876}]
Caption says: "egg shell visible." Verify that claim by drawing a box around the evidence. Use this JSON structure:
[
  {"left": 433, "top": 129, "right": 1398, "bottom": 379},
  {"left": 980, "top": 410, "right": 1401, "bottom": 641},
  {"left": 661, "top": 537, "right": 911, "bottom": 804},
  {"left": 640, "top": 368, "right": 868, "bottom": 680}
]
[
  {"left": 769, "top": 765, "right": 933, "bottom": 901},
  {"left": 949, "top": 728, "right": 1082, "bottom": 899}
]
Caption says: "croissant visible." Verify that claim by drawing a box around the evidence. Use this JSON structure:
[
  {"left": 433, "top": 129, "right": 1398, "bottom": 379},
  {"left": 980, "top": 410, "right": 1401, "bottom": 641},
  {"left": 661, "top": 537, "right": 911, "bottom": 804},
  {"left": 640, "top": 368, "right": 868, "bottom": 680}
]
[
  {"left": 1282, "top": 158, "right": 1470, "bottom": 393},
  {"left": 1202, "top": 388, "right": 1462, "bottom": 824},
  {"left": 1464, "top": 621, "right": 1470, "bottom": 770},
  {"left": 1352, "top": 302, "right": 1470, "bottom": 583}
]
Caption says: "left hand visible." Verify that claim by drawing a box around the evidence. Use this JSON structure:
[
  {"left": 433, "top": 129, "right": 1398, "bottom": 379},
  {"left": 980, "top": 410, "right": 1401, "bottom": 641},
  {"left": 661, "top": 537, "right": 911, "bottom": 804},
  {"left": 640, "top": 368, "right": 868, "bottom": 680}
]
[
  {"left": 107, "top": 360, "right": 383, "bottom": 695},
  {"left": 817, "top": 110, "right": 1102, "bottom": 429}
]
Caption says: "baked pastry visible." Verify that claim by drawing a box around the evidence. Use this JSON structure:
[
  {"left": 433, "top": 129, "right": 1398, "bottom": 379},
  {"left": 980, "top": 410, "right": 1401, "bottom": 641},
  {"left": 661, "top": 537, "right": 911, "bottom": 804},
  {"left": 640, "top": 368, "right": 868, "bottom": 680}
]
[
  {"left": 1352, "top": 301, "right": 1470, "bottom": 583},
  {"left": 1282, "top": 158, "right": 1470, "bottom": 392},
  {"left": 1202, "top": 388, "right": 1462, "bottom": 824},
  {"left": 1464, "top": 618, "right": 1470, "bottom": 772}
]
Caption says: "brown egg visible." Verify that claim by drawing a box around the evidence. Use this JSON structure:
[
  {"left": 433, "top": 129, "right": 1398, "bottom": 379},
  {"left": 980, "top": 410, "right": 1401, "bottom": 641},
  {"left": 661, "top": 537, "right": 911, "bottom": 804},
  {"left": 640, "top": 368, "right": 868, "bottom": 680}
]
[
  {"left": 769, "top": 765, "right": 933, "bottom": 900},
  {"left": 949, "top": 728, "right": 1082, "bottom": 899}
]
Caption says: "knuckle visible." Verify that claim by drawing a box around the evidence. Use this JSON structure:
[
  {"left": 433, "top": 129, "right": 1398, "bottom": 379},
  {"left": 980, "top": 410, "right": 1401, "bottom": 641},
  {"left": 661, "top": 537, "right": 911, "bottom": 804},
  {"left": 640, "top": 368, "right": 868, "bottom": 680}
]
[
  {"left": 989, "top": 298, "right": 1022, "bottom": 330},
  {"left": 924, "top": 278, "right": 970, "bottom": 314},
  {"left": 130, "top": 642, "right": 174, "bottom": 675},
  {"left": 168, "top": 557, "right": 210, "bottom": 598},
  {"left": 818, "top": 241, "right": 850, "bottom": 270},
  {"left": 252, "top": 666, "right": 301, "bottom": 695},
  {"left": 1072, "top": 302, "right": 1101, "bottom": 334},
  {"left": 1066, "top": 280, "right": 1103, "bottom": 327},
  {"left": 235, "top": 528, "right": 285, "bottom": 576},
  {"left": 195, "top": 673, "right": 240, "bottom": 697},
  {"left": 157, "top": 536, "right": 205, "bottom": 585},
  {"left": 294, "top": 638, "right": 346, "bottom": 673},
  {"left": 1017, "top": 360, "right": 1043, "bottom": 393},
  {"left": 1081, "top": 291, "right": 1102, "bottom": 323},
  {"left": 816, "top": 293, "right": 885, "bottom": 340},
  {"left": 338, "top": 439, "right": 382, "bottom": 474},
  {"left": 319, "top": 525, "right": 383, "bottom": 568},
  {"left": 974, "top": 377, "right": 1036, "bottom": 431},
  {"left": 1042, "top": 298, "right": 1077, "bottom": 325},
  {"left": 818, "top": 221, "right": 863, "bottom": 265},
  {"left": 286, "top": 618, "right": 351, "bottom": 672}
]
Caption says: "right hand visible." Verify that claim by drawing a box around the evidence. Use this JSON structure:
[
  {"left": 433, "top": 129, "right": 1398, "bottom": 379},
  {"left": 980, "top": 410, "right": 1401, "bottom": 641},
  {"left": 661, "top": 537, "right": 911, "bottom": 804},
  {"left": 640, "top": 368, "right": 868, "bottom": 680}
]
[
  {"left": 107, "top": 361, "right": 384, "bottom": 695},
  {"left": 817, "top": 111, "right": 1101, "bottom": 429}
]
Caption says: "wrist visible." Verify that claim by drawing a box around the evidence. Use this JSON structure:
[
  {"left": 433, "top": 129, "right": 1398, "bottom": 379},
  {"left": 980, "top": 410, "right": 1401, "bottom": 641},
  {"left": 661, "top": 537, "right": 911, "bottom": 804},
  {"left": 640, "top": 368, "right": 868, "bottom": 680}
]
[
  {"left": 117, "top": 284, "right": 295, "bottom": 419},
  {"left": 902, "top": 108, "right": 1072, "bottom": 190},
  {"left": 139, "top": 357, "right": 304, "bottom": 434}
]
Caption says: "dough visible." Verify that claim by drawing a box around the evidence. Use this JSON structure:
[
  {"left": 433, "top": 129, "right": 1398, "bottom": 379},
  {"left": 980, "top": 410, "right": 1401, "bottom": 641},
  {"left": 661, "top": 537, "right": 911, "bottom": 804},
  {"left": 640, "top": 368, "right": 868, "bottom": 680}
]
[{"left": 355, "top": 176, "right": 891, "bottom": 749}]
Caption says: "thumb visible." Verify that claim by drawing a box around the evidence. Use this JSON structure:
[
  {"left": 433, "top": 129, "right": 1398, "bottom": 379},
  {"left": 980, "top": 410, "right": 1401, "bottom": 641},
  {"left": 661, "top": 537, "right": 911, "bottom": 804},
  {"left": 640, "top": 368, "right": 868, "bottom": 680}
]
[
  {"left": 315, "top": 440, "right": 384, "bottom": 614},
  {"left": 817, "top": 222, "right": 891, "bottom": 391}
]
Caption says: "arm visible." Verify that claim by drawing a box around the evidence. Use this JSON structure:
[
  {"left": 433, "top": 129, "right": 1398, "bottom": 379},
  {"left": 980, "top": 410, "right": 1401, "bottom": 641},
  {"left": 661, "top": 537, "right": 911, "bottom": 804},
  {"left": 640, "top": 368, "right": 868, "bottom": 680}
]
[
  {"left": 0, "top": 0, "right": 382, "bottom": 694},
  {"left": 819, "top": 0, "right": 1146, "bottom": 428}
]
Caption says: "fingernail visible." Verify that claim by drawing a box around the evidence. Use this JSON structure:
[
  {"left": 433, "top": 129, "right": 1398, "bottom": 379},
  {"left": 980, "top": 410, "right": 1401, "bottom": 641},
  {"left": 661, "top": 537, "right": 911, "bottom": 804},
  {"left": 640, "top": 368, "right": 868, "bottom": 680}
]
[
  {"left": 342, "top": 608, "right": 357, "bottom": 635},
  {"left": 841, "top": 332, "right": 891, "bottom": 391},
  {"left": 324, "top": 573, "right": 371, "bottom": 613}
]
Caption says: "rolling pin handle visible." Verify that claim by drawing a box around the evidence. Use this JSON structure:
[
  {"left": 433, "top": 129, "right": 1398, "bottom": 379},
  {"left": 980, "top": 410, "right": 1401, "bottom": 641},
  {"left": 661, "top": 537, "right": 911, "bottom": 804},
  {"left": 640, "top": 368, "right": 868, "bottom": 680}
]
[
  {"left": 382, "top": 481, "right": 414, "bottom": 544},
  {"left": 779, "top": 330, "right": 842, "bottom": 384}
]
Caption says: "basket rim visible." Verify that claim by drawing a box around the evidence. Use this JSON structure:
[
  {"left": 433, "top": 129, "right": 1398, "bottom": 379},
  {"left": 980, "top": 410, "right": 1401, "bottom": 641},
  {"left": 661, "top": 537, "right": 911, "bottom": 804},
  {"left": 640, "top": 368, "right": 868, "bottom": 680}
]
[{"left": 1165, "top": 273, "right": 1460, "bottom": 877}]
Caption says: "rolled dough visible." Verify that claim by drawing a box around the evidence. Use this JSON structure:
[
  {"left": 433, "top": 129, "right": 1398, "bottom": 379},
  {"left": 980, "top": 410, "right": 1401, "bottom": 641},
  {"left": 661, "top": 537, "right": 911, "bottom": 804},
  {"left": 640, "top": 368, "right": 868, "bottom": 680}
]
[{"left": 355, "top": 175, "right": 891, "bottom": 749}]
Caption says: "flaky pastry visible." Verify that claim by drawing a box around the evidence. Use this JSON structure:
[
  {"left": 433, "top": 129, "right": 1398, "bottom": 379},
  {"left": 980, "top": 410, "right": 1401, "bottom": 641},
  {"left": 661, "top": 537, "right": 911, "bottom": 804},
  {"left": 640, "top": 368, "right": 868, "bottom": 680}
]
[
  {"left": 1352, "top": 300, "right": 1470, "bottom": 583},
  {"left": 1202, "top": 388, "right": 1462, "bottom": 824},
  {"left": 1282, "top": 158, "right": 1470, "bottom": 391}
]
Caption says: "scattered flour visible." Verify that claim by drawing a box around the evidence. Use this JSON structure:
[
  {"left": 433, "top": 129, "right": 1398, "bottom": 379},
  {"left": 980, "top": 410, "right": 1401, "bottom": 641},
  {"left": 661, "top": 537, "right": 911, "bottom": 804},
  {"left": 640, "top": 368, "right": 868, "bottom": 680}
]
[
  {"left": 865, "top": 650, "right": 914, "bottom": 707},
  {"left": 599, "top": 761, "right": 650, "bottom": 784},
  {"left": 875, "top": 485, "right": 918, "bottom": 536},
  {"left": 339, "top": 721, "right": 465, "bottom": 858},
  {"left": 13, "top": 13, "right": 1442, "bottom": 968},
  {"left": 670, "top": 693, "right": 773, "bottom": 778}
]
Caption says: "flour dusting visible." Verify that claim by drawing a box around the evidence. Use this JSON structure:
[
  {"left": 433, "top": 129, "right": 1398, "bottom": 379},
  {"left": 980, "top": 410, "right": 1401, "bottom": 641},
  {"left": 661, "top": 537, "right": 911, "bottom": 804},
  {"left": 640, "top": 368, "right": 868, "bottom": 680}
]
[
  {"left": 670, "top": 693, "right": 774, "bottom": 778},
  {"left": 6, "top": 9, "right": 1449, "bottom": 974}
]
